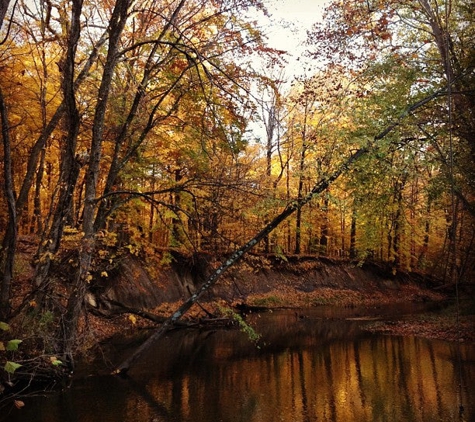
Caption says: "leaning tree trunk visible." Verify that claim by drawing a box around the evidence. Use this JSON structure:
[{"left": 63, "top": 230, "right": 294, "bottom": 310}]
[
  {"left": 114, "top": 148, "right": 366, "bottom": 375},
  {"left": 113, "top": 88, "right": 444, "bottom": 375}
]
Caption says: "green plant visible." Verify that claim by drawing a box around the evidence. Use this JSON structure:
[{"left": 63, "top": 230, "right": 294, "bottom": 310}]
[
  {"left": 218, "top": 306, "right": 261, "bottom": 345},
  {"left": 251, "top": 295, "right": 283, "bottom": 307},
  {"left": 312, "top": 297, "right": 331, "bottom": 306},
  {"left": 0, "top": 322, "right": 23, "bottom": 375},
  {"left": 274, "top": 246, "right": 288, "bottom": 262},
  {"left": 38, "top": 311, "right": 54, "bottom": 329}
]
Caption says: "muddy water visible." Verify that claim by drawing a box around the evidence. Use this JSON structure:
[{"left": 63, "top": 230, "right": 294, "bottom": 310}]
[{"left": 2, "top": 306, "right": 474, "bottom": 422}]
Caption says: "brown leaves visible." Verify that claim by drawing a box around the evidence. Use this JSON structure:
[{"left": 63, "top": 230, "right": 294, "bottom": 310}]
[
  {"left": 366, "top": 313, "right": 475, "bottom": 343},
  {"left": 14, "top": 400, "right": 25, "bottom": 409}
]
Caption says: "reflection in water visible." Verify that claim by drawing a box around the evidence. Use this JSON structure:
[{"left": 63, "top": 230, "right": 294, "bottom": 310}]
[{"left": 2, "top": 308, "right": 474, "bottom": 422}]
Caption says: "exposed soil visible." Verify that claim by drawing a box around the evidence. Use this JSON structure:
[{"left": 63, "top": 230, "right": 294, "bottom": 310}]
[
  {"left": 75, "top": 253, "right": 474, "bottom": 349},
  {"left": 7, "top": 241, "right": 475, "bottom": 356}
]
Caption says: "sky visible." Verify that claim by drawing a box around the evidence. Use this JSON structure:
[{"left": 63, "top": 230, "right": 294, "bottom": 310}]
[
  {"left": 245, "top": 1, "right": 330, "bottom": 141},
  {"left": 247, "top": 0, "right": 331, "bottom": 80},
  {"left": 260, "top": 0, "right": 329, "bottom": 68}
]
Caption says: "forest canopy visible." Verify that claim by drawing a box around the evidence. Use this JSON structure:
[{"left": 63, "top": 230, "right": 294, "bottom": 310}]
[{"left": 0, "top": 0, "right": 473, "bottom": 364}]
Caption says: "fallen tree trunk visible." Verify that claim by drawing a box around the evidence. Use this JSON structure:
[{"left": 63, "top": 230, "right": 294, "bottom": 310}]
[
  {"left": 113, "top": 88, "right": 444, "bottom": 375},
  {"left": 91, "top": 298, "right": 226, "bottom": 329},
  {"left": 91, "top": 299, "right": 175, "bottom": 324}
]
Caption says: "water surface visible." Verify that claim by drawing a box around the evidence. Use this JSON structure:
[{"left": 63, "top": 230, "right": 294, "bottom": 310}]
[{"left": 1, "top": 306, "right": 474, "bottom": 421}]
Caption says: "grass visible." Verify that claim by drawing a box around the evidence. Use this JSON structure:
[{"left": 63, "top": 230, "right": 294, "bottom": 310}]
[{"left": 250, "top": 295, "right": 283, "bottom": 307}]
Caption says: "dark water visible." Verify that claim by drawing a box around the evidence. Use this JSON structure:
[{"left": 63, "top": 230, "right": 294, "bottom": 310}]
[{"left": 1, "top": 305, "right": 474, "bottom": 422}]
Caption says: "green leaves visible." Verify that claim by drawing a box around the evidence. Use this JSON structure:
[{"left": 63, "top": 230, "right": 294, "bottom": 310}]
[
  {"left": 1, "top": 321, "right": 23, "bottom": 374},
  {"left": 0, "top": 321, "right": 10, "bottom": 331},
  {"left": 4, "top": 361, "right": 22, "bottom": 374},
  {"left": 50, "top": 356, "right": 63, "bottom": 366},
  {"left": 218, "top": 305, "right": 261, "bottom": 345},
  {"left": 6, "top": 339, "right": 22, "bottom": 351}
]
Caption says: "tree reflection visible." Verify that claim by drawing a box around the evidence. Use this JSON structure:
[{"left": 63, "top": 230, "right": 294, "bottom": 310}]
[{"left": 3, "top": 310, "right": 474, "bottom": 422}]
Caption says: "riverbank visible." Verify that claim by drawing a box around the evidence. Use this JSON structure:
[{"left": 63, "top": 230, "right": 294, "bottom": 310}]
[
  {"left": 82, "top": 283, "right": 474, "bottom": 356},
  {"left": 83, "top": 252, "right": 474, "bottom": 347},
  {"left": 51, "top": 250, "right": 472, "bottom": 353}
]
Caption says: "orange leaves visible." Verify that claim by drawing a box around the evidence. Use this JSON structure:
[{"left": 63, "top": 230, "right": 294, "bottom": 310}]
[{"left": 169, "top": 58, "right": 189, "bottom": 74}]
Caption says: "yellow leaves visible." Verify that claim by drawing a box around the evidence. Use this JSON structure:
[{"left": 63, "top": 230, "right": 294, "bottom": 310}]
[
  {"left": 101, "top": 231, "right": 118, "bottom": 247},
  {"left": 101, "top": 271, "right": 108, "bottom": 278},
  {"left": 125, "top": 244, "right": 140, "bottom": 256},
  {"left": 38, "top": 251, "right": 55, "bottom": 264},
  {"left": 63, "top": 226, "right": 80, "bottom": 235},
  {"left": 86, "top": 274, "right": 93, "bottom": 283},
  {"left": 128, "top": 314, "right": 137, "bottom": 325}
]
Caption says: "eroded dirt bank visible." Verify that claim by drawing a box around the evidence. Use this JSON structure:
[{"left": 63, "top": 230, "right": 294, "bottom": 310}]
[
  {"left": 99, "top": 253, "right": 446, "bottom": 309},
  {"left": 83, "top": 253, "right": 474, "bottom": 345}
]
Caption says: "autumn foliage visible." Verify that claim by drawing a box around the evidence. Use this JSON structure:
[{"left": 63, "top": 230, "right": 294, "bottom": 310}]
[{"left": 0, "top": 0, "right": 473, "bottom": 364}]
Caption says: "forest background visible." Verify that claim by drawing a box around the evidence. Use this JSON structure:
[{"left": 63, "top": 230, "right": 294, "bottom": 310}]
[{"left": 0, "top": 0, "right": 474, "bottom": 375}]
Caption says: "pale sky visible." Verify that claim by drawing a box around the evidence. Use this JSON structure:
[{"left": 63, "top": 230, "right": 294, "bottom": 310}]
[
  {"left": 259, "top": 0, "right": 329, "bottom": 75},
  {"left": 245, "top": 0, "right": 330, "bottom": 141},
  {"left": 263, "top": 0, "right": 328, "bottom": 50}
]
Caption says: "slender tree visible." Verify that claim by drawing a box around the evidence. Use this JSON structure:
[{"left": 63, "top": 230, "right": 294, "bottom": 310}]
[{"left": 0, "top": 87, "right": 16, "bottom": 320}]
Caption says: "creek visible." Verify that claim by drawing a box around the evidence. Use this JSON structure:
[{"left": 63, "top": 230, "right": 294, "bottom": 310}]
[{"left": 1, "top": 304, "right": 474, "bottom": 422}]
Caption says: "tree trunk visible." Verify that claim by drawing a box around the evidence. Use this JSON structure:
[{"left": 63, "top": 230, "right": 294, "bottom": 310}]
[
  {"left": 417, "top": 200, "right": 431, "bottom": 268},
  {"left": 31, "top": 147, "right": 45, "bottom": 234},
  {"left": 171, "top": 168, "right": 184, "bottom": 246},
  {"left": 295, "top": 144, "right": 307, "bottom": 254},
  {"left": 14, "top": 27, "right": 106, "bottom": 222},
  {"left": 0, "top": 86, "right": 17, "bottom": 320},
  {"left": 61, "top": 0, "right": 131, "bottom": 366},
  {"left": 33, "top": 0, "right": 83, "bottom": 293},
  {"left": 92, "top": 0, "right": 188, "bottom": 233},
  {"left": 0, "top": 0, "right": 10, "bottom": 31},
  {"left": 418, "top": 0, "right": 475, "bottom": 188},
  {"left": 0, "top": 20, "right": 107, "bottom": 269},
  {"left": 319, "top": 194, "right": 329, "bottom": 255},
  {"left": 391, "top": 175, "right": 407, "bottom": 271},
  {"left": 349, "top": 204, "right": 357, "bottom": 259},
  {"left": 0, "top": 24, "right": 108, "bottom": 313}
]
